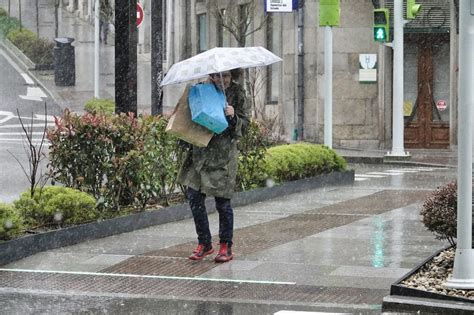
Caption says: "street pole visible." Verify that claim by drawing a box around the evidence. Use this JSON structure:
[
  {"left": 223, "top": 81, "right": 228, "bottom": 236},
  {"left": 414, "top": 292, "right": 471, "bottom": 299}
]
[
  {"left": 58, "top": 0, "right": 62, "bottom": 37},
  {"left": 115, "top": 0, "right": 137, "bottom": 115},
  {"left": 36, "top": 0, "right": 39, "bottom": 37},
  {"left": 94, "top": 0, "right": 99, "bottom": 98},
  {"left": 386, "top": 0, "right": 409, "bottom": 158},
  {"left": 445, "top": 0, "right": 474, "bottom": 290},
  {"left": 128, "top": 0, "right": 138, "bottom": 114},
  {"left": 324, "top": 25, "right": 332, "bottom": 148},
  {"left": 151, "top": 0, "right": 163, "bottom": 115},
  {"left": 88, "top": 0, "right": 92, "bottom": 23},
  {"left": 18, "top": 0, "right": 21, "bottom": 31},
  {"left": 296, "top": 0, "right": 304, "bottom": 141}
]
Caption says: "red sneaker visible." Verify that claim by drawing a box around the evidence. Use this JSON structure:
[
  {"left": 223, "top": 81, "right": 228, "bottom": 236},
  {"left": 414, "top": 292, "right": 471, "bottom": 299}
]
[
  {"left": 189, "top": 243, "right": 214, "bottom": 260},
  {"left": 214, "top": 243, "right": 234, "bottom": 263}
]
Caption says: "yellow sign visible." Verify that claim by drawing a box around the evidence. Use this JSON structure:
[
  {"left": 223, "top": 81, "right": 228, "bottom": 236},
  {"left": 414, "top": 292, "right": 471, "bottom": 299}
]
[{"left": 404, "top": 101, "right": 413, "bottom": 116}]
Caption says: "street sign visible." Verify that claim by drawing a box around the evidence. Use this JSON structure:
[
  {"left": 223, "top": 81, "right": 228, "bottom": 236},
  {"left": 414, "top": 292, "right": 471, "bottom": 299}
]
[
  {"left": 264, "top": 0, "right": 297, "bottom": 13},
  {"left": 436, "top": 100, "right": 447, "bottom": 111},
  {"left": 359, "top": 54, "right": 377, "bottom": 83},
  {"left": 137, "top": 3, "right": 144, "bottom": 27}
]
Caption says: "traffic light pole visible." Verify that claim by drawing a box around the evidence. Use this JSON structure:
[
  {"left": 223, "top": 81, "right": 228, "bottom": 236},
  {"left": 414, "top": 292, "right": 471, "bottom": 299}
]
[
  {"left": 94, "top": 0, "right": 99, "bottom": 98},
  {"left": 324, "top": 25, "right": 332, "bottom": 148},
  {"left": 445, "top": 0, "right": 474, "bottom": 290},
  {"left": 386, "top": 0, "right": 409, "bottom": 158}
]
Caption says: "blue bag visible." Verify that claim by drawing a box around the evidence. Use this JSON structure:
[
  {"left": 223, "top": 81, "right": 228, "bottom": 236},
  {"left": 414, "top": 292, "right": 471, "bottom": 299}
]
[{"left": 188, "top": 83, "right": 228, "bottom": 134}]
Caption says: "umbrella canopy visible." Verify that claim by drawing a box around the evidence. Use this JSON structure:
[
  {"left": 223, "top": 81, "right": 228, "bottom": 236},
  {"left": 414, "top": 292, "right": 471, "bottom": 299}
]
[{"left": 160, "top": 46, "right": 282, "bottom": 86}]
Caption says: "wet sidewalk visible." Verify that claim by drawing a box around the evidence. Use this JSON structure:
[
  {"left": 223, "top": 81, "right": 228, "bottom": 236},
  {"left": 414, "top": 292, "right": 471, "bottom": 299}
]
[{"left": 0, "top": 164, "right": 457, "bottom": 314}]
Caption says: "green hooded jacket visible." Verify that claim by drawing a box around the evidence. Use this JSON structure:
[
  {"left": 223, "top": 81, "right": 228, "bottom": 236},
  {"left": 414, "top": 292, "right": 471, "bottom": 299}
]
[{"left": 177, "top": 81, "right": 250, "bottom": 199}]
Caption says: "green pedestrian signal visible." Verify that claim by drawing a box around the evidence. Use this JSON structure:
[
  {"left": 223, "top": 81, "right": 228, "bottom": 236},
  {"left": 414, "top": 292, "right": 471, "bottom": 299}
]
[
  {"left": 407, "top": 0, "right": 422, "bottom": 19},
  {"left": 374, "top": 27, "right": 387, "bottom": 41},
  {"left": 373, "top": 9, "right": 390, "bottom": 42}
]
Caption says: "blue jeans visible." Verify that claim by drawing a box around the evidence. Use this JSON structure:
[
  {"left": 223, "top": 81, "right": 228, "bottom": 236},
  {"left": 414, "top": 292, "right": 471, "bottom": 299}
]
[{"left": 186, "top": 187, "right": 233, "bottom": 246}]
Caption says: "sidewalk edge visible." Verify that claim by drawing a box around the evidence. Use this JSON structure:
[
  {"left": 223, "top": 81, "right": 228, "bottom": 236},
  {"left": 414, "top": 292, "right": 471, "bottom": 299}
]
[
  {"left": 0, "top": 40, "right": 59, "bottom": 103},
  {"left": 382, "top": 295, "right": 474, "bottom": 314}
]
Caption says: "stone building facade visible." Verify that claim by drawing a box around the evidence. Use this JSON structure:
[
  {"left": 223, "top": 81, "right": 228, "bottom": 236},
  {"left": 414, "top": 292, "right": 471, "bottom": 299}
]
[{"left": 65, "top": 0, "right": 458, "bottom": 150}]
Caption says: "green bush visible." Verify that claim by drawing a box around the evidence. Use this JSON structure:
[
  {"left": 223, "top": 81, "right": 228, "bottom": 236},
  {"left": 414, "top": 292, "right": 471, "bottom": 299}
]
[
  {"left": 264, "top": 143, "right": 347, "bottom": 183},
  {"left": 0, "top": 7, "right": 7, "bottom": 17},
  {"left": 27, "top": 37, "right": 54, "bottom": 64},
  {"left": 47, "top": 111, "right": 181, "bottom": 211},
  {"left": 14, "top": 186, "right": 98, "bottom": 227},
  {"left": 420, "top": 181, "right": 457, "bottom": 246},
  {"left": 7, "top": 28, "right": 54, "bottom": 65},
  {"left": 0, "top": 203, "right": 23, "bottom": 241},
  {"left": 0, "top": 15, "right": 20, "bottom": 38},
  {"left": 236, "top": 119, "right": 270, "bottom": 191},
  {"left": 7, "top": 28, "right": 36, "bottom": 47},
  {"left": 84, "top": 98, "right": 115, "bottom": 115}
]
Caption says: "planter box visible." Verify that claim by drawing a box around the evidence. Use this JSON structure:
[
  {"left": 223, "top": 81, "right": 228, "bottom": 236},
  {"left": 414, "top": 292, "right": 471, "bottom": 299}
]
[
  {"left": 0, "top": 170, "right": 354, "bottom": 266},
  {"left": 1, "top": 38, "right": 54, "bottom": 71},
  {"left": 385, "top": 245, "right": 473, "bottom": 305}
]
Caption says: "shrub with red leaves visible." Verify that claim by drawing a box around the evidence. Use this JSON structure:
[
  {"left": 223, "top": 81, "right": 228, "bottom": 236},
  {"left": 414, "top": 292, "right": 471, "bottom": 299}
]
[{"left": 420, "top": 181, "right": 457, "bottom": 246}]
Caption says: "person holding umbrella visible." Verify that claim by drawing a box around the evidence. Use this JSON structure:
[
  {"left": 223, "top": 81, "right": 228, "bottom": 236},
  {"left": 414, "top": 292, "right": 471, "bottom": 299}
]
[
  {"left": 161, "top": 47, "right": 281, "bottom": 262},
  {"left": 177, "top": 69, "right": 250, "bottom": 263}
]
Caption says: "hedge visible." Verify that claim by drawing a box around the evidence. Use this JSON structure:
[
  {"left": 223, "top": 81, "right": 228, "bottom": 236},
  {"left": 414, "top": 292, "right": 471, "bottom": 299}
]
[
  {"left": 7, "top": 28, "right": 54, "bottom": 65},
  {"left": 0, "top": 203, "right": 23, "bottom": 241},
  {"left": 264, "top": 143, "right": 347, "bottom": 183},
  {"left": 14, "top": 186, "right": 98, "bottom": 227},
  {"left": 84, "top": 98, "right": 115, "bottom": 115}
]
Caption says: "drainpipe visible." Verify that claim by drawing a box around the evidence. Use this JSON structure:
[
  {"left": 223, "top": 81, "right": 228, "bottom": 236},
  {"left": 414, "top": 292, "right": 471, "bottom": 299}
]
[{"left": 296, "top": 0, "right": 305, "bottom": 140}]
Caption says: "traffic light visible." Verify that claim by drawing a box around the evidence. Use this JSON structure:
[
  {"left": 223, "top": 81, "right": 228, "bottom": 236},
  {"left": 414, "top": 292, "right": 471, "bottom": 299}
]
[
  {"left": 373, "top": 9, "right": 389, "bottom": 42},
  {"left": 407, "top": 0, "right": 421, "bottom": 19}
]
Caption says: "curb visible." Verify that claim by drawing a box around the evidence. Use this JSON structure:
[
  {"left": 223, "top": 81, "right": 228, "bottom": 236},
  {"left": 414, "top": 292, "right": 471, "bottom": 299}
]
[
  {"left": 342, "top": 155, "right": 456, "bottom": 168},
  {"left": 1, "top": 38, "right": 35, "bottom": 70},
  {"left": 0, "top": 170, "right": 354, "bottom": 266},
  {"left": 0, "top": 39, "right": 59, "bottom": 103},
  {"left": 1, "top": 38, "right": 54, "bottom": 71},
  {"left": 382, "top": 295, "right": 474, "bottom": 314},
  {"left": 382, "top": 245, "right": 474, "bottom": 313}
]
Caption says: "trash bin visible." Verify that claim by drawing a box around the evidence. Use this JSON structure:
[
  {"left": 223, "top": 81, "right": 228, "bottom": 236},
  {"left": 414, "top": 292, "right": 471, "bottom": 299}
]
[{"left": 54, "top": 37, "right": 75, "bottom": 86}]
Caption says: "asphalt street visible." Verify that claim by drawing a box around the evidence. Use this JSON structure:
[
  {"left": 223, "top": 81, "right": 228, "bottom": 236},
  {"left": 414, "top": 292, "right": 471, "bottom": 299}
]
[{"left": 0, "top": 48, "right": 60, "bottom": 203}]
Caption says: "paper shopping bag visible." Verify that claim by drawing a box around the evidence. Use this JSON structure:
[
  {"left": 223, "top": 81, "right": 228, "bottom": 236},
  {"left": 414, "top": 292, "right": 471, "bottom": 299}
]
[{"left": 166, "top": 86, "right": 213, "bottom": 147}]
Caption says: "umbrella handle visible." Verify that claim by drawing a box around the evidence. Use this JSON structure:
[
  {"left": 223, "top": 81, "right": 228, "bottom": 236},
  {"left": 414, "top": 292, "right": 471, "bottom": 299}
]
[{"left": 219, "top": 72, "right": 228, "bottom": 109}]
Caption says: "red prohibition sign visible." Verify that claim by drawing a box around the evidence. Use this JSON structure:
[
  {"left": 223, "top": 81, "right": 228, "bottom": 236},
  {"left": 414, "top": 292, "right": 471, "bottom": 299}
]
[{"left": 137, "top": 3, "right": 144, "bottom": 27}]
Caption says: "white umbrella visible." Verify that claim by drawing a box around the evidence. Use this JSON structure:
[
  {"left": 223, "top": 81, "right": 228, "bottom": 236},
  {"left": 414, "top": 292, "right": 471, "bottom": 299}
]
[{"left": 160, "top": 46, "right": 282, "bottom": 86}]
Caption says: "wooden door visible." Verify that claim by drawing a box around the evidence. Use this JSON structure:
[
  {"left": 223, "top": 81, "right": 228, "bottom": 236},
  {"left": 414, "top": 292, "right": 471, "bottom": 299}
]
[{"left": 404, "top": 34, "right": 450, "bottom": 149}]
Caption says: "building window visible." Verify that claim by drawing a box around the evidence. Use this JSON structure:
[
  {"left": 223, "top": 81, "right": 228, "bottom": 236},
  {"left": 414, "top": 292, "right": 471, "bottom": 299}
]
[
  {"left": 198, "top": 13, "right": 207, "bottom": 53},
  {"left": 266, "top": 14, "right": 281, "bottom": 103},
  {"left": 217, "top": 9, "right": 231, "bottom": 47}
]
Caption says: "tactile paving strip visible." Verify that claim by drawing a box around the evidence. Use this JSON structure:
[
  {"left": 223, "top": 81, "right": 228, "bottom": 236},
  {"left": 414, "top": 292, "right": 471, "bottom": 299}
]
[
  {"left": 308, "top": 190, "right": 429, "bottom": 216},
  {"left": 101, "top": 190, "right": 430, "bottom": 281},
  {"left": 138, "top": 189, "right": 429, "bottom": 260},
  {"left": 0, "top": 270, "right": 387, "bottom": 305},
  {"left": 101, "top": 256, "right": 217, "bottom": 277}
]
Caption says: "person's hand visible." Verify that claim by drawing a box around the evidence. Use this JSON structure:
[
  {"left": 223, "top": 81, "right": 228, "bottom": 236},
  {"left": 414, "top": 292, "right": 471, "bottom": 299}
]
[{"left": 225, "top": 105, "right": 235, "bottom": 118}]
